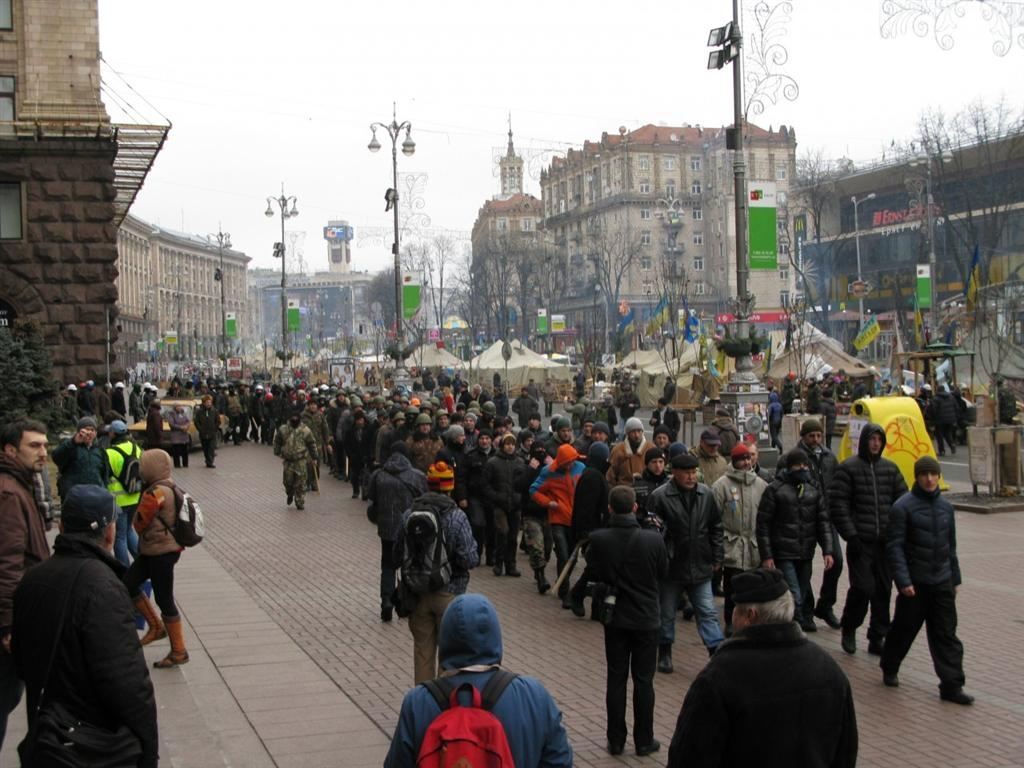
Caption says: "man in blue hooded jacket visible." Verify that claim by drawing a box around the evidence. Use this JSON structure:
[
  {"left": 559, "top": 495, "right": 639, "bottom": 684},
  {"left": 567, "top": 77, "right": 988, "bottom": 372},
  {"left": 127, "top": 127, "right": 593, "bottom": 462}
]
[{"left": 384, "top": 593, "right": 572, "bottom": 768}]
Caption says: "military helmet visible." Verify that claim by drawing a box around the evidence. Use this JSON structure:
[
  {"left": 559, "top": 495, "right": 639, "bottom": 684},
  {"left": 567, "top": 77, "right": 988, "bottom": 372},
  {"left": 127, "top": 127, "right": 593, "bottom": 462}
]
[
  {"left": 415, "top": 413, "right": 433, "bottom": 426},
  {"left": 482, "top": 401, "right": 496, "bottom": 415}
]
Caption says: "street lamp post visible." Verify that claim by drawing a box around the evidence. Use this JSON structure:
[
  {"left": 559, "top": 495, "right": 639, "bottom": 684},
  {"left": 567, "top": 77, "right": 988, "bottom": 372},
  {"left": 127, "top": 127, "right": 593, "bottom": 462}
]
[
  {"left": 265, "top": 187, "right": 299, "bottom": 375},
  {"left": 210, "top": 227, "right": 232, "bottom": 367},
  {"left": 851, "top": 192, "right": 876, "bottom": 333},
  {"left": 909, "top": 146, "right": 951, "bottom": 335},
  {"left": 368, "top": 103, "right": 415, "bottom": 377}
]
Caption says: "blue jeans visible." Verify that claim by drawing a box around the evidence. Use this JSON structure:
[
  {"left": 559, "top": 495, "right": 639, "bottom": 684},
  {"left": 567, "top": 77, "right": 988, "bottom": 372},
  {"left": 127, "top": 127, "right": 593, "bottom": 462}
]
[
  {"left": 659, "top": 578, "right": 724, "bottom": 651},
  {"left": 113, "top": 503, "right": 139, "bottom": 568},
  {"left": 778, "top": 559, "right": 813, "bottom": 625}
]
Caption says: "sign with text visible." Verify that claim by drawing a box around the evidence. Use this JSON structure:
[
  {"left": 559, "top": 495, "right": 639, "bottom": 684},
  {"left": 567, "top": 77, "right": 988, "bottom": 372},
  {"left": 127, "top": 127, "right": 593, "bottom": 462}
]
[
  {"left": 916, "top": 264, "right": 931, "bottom": 309},
  {"left": 402, "top": 276, "right": 421, "bottom": 321},
  {"left": 748, "top": 182, "right": 778, "bottom": 270},
  {"left": 225, "top": 312, "right": 237, "bottom": 339},
  {"left": 164, "top": 331, "right": 178, "bottom": 346},
  {"left": 537, "top": 308, "right": 549, "bottom": 335},
  {"left": 287, "top": 300, "right": 301, "bottom": 332},
  {"left": 0, "top": 298, "right": 16, "bottom": 328},
  {"left": 551, "top": 314, "right": 566, "bottom": 333}
]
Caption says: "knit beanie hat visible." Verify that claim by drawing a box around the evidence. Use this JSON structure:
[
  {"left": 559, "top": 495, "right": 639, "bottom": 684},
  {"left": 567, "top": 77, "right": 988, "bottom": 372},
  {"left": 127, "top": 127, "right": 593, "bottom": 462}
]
[
  {"left": 625, "top": 417, "right": 644, "bottom": 433},
  {"left": 800, "top": 418, "right": 824, "bottom": 436},
  {"left": 427, "top": 461, "right": 455, "bottom": 493},
  {"left": 914, "top": 455, "right": 941, "bottom": 477},
  {"left": 644, "top": 447, "right": 665, "bottom": 465}
]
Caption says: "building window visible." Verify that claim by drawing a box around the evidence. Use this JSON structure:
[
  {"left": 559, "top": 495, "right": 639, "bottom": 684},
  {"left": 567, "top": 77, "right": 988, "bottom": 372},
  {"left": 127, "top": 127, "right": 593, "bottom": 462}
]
[
  {"left": 694, "top": 281, "right": 706, "bottom": 295},
  {"left": 665, "top": 181, "right": 676, "bottom": 197},
  {"left": 692, "top": 207, "right": 703, "bottom": 220},
  {"left": 0, "top": 1, "right": 10, "bottom": 30},
  {"left": 692, "top": 232, "right": 704, "bottom": 246},
  {"left": 640, "top": 208, "right": 651, "bottom": 220},
  {"left": 0, "top": 182, "right": 22, "bottom": 239},
  {"left": 0, "top": 76, "right": 13, "bottom": 121},
  {"left": 691, "top": 181, "right": 702, "bottom": 195},
  {"left": 640, "top": 230, "right": 651, "bottom": 246},
  {"left": 780, "top": 289, "right": 791, "bottom": 307},
  {"left": 779, "top": 265, "right": 789, "bottom": 281},
  {"left": 520, "top": 218, "right": 533, "bottom": 232},
  {"left": 641, "top": 255, "right": 652, "bottom": 271},
  {"left": 639, "top": 181, "right": 651, "bottom": 194},
  {"left": 776, "top": 163, "right": 787, "bottom": 180},
  {"left": 638, "top": 155, "right": 650, "bottom": 171},
  {"left": 693, "top": 256, "right": 705, "bottom": 271},
  {"left": 779, "top": 242, "right": 790, "bottom": 256},
  {"left": 662, "top": 156, "right": 676, "bottom": 171},
  {"left": 496, "top": 217, "right": 508, "bottom": 231},
  {"left": 690, "top": 156, "right": 702, "bottom": 171}
]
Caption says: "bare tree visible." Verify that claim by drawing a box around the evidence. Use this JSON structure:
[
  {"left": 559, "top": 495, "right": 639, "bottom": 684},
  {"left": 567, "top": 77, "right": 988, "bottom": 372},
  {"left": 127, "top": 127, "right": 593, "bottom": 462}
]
[{"left": 587, "top": 212, "right": 639, "bottom": 353}]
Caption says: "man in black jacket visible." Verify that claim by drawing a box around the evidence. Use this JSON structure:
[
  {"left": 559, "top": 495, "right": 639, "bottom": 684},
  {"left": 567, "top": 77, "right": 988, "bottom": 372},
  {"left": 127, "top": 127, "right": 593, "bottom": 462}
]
[
  {"left": 668, "top": 568, "right": 857, "bottom": 768},
  {"left": 830, "top": 423, "right": 908, "bottom": 655},
  {"left": 13, "top": 485, "right": 158, "bottom": 767},
  {"left": 454, "top": 429, "right": 493, "bottom": 563},
  {"left": 483, "top": 434, "right": 525, "bottom": 577},
  {"left": 649, "top": 453, "right": 725, "bottom": 672},
  {"left": 794, "top": 418, "right": 844, "bottom": 629},
  {"left": 572, "top": 486, "right": 668, "bottom": 757},
  {"left": 880, "top": 456, "right": 972, "bottom": 704}
]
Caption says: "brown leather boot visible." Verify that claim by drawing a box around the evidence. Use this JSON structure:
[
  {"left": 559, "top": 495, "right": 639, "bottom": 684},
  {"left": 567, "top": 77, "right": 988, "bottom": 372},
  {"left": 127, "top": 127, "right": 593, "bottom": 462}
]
[
  {"left": 134, "top": 594, "right": 166, "bottom": 646},
  {"left": 153, "top": 615, "right": 189, "bottom": 668}
]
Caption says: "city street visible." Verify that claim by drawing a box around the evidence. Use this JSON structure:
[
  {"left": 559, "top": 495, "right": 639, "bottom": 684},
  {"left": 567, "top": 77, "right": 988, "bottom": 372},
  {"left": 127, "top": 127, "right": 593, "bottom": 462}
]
[{"left": 4, "top": 437, "right": 1022, "bottom": 767}]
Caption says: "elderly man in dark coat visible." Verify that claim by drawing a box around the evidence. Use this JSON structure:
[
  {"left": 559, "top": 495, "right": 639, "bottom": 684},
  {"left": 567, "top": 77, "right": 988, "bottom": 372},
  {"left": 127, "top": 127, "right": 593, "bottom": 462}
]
[{"left": 668, "top": 568, "right": 858, "bottom": 768}]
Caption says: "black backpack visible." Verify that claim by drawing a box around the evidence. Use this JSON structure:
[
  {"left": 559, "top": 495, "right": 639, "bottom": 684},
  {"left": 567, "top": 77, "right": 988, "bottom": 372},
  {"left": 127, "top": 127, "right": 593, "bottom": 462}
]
[
  {"left": 401, "top": 497, "right": 452, "bottom": 596},
  {"left": 110, "top": 443, "right": 143, "bottom": 495}
]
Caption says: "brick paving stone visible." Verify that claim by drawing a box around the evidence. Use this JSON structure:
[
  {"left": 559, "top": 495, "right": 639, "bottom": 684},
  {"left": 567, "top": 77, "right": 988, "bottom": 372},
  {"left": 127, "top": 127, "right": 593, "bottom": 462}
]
[{"left": 6, "top": 439, "right": 1020, "bottom": 767}]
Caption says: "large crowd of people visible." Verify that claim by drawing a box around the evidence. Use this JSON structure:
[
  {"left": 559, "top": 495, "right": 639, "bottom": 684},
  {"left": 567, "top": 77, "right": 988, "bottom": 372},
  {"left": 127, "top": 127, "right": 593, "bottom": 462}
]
[{"left": 0, "top": 364, "right": 979, "bottom": 766}]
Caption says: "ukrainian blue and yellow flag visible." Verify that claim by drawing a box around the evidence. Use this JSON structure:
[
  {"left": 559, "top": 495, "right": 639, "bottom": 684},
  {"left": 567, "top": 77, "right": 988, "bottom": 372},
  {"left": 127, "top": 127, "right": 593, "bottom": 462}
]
[
  {"left": 965, "top": 244, "right": 982, "bottom": 311},
  {"left": 618, "top": 306, "right": 636, "bottom": 337},
  {"left": 645, "top": 297, "right": 669, "bottom": 337}
]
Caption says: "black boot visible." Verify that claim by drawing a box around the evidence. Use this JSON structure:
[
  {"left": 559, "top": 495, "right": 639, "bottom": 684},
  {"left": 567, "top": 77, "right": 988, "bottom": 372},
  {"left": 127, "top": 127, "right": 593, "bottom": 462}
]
[
  {"left": 505, "top": 563, "right": 521, "bottom": 577},
  {"left": 535, "top": 568, "right": 551, "bottom": 594},
  {"left": 657, "top": 644, "right": 673, "bottom": 674}
]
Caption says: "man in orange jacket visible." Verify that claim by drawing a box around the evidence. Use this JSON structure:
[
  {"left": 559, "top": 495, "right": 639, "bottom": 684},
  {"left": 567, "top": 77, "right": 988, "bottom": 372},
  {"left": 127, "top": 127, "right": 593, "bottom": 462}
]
[{"left": 530, "top": 444, "right": 585, "bottom": 608}]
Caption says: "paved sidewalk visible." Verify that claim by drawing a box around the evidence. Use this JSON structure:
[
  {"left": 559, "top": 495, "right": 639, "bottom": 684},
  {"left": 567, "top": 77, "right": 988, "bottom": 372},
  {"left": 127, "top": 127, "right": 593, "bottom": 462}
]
[{"left": 5, "top": 438, "right": 1024, "bottom": 767}]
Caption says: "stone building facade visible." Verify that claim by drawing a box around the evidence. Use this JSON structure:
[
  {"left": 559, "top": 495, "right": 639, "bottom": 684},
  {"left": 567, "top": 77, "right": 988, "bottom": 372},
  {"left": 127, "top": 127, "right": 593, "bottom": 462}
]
[
  {"left": 539, "top": 122, "right": 798, "bottom": 336},
  {"left": 0, "top": 0, "right": 164, "bottom": 383}
]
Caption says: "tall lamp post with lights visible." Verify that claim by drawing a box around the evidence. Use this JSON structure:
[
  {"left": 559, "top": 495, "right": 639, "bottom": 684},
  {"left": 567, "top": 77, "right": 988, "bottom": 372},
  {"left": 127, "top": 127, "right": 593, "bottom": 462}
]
[
  {"left": 265, "top": 188, "right": 298, "bottom": 372},
  {"left": 908, "top": 147, "right": 951, "bottom": 333},
  {"left": 210, "top": 228, "right": 232, "bottom": 366},
  {"left": 368, "top": 105, "right": 415, "bottom": 377},
  {"left": 851, "top": 192, "right": 875, "bottom": 333}
]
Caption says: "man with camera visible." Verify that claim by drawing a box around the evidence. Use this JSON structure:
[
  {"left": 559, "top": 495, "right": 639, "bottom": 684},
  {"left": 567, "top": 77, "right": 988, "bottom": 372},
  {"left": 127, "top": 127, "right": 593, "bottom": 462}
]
[{"left": 571, "top": 486, "right": 668, "bottom": 758}]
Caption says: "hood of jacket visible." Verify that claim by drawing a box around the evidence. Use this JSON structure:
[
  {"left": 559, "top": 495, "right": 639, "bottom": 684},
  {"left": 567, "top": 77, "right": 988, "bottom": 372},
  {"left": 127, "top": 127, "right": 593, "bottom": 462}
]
[
  {"left": 725, "top": 466, "right": 758, "bottom": 485},
  {"left": 141, "top": 448, "right": 173, "bottom": 485},
  {"left": 857, "top": 422, "right": 887, "bottom": 462},
  {"left": 553, "top": 442, "right": 581, "bottom": 470},
  {"left": 438, "top": 593, "right": 502, "bottom": 670},
  {"left": 383, "top": 452, "right": 414, "bottom": 475},
  {"left": 769, "top": 391, "right": 780, "bottom": 404},
  {"left": 0, "top": 451, "right": 34, "bottom": 489}
]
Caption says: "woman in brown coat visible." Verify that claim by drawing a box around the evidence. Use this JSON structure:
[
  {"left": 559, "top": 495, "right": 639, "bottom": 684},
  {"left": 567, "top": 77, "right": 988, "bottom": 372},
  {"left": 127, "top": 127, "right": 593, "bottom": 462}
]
[{"left": 123, "top": 449, "right": 188, "bottom": 668}]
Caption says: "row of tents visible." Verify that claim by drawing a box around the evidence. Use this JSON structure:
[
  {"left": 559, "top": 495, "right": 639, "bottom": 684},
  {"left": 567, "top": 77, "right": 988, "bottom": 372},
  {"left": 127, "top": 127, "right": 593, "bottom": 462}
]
[{"left": 355, "top": 322, "right": 883, "bottom": 406}]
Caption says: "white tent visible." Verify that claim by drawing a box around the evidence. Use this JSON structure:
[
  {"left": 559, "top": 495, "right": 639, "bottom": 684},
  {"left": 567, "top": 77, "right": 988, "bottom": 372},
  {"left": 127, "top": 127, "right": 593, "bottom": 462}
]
[
  {"left": 636, "top": 347, "right": 701, "bottom": 407},
  {"left": 469, "top": 340, "right": 571, "bottom": 389},
  {"left": 767, "top": 321, "right": 874, "bottom": 380},
  {"left": 408, "top": 344, "right": 463, "bottom": 370}
]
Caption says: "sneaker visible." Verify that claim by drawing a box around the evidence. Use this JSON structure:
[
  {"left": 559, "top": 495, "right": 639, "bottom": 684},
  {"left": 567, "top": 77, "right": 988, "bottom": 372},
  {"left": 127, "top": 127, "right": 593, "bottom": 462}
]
[
  {"left": 940, "top": 688, "right": 974, "bottom": 705},
  {"left": 883, "top": 672, "right": 899, "bottom": 687},
  {"left": 841, "top": 630, "right": 857, "bottom": 655}
]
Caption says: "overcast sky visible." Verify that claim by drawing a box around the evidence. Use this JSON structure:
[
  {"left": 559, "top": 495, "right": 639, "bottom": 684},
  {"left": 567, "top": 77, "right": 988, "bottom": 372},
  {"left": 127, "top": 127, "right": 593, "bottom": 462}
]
[{"left": 97, "top": 0, "right": 1022, "bottom": 275}]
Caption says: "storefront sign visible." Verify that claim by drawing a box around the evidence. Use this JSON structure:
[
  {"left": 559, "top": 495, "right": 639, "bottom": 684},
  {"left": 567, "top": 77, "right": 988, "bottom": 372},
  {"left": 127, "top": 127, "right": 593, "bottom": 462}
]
[{"left": 0, "top": 298, "right": 16, "bottom": 328}]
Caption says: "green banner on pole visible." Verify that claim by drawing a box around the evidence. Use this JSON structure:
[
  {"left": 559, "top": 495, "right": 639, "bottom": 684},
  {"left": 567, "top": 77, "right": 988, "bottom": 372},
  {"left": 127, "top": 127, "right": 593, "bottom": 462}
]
[
  {"left": 537, "top": 308, "right": 549, "bottom": 335},
  {"left": 287, "top": 300, "right": 301, "bottom": 332},
  {"left": 225, "top": 312, "right": 237, "bottom": 339},
  {"left": 748, "top": 182, "right": 778, "bottom": 270},
  {"left": 916, "top": 265, "right": 931, "bottom": 309},
  {"left": 402, "top": 278, "right": 421, "bottom": 321}
]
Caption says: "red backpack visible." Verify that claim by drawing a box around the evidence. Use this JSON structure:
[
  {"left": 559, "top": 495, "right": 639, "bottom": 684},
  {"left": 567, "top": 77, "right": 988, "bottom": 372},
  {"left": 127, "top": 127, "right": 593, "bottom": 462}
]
[{"left": 417, "top": 671, "right": 518, "bottom": 768}]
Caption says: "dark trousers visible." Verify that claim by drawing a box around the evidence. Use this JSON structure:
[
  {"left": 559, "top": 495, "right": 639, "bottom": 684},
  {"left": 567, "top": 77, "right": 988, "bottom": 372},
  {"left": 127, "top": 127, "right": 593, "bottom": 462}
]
[
  {"left": 769, "top": 421, "right": 783, "bottom": 451},
  {"left": 494, "top": 507, "right": 521, "bottom": 569},
  {"left": 124, "top": 551, "right": 181, "bottom": 618},
  {"left": 809, "top": 524, "right": 843, "bottom": 613},
  {"left": 551, "top": 524, "right": 572, "bottom": 598},
  {"left": 248, "top": 416, "right": 261, "bottom": 442},
  {"left": 881, "top": 584, "right": 965, "bottom": 693},
  {"left": 0, "top": 650, "right": 22, "bottom": 752},
  {"left": 935, "top": 424, "right": 957, "bottom": 455},
  {"left": 604, "top": 626, "right": 658, "bottom": 750},
  {"left": 841, "top": 539, "right": 892, "bottom": 643},
  {"left": 170, "top": 443, "right": 189, "bottom": 468},
  {"left": 380, "top": 538, "right": 396, "bottom": 609},
  {"left": 201, "top": 437, "right": 216, "bottom": 467}
]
